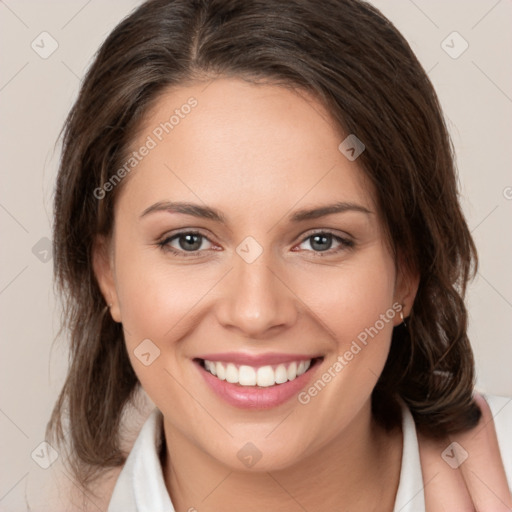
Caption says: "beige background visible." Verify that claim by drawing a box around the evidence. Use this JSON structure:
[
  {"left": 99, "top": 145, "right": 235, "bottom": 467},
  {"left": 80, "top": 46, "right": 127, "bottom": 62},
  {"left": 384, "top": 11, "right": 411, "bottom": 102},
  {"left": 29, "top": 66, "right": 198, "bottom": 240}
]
[{"left": 1, "top": 0, "right": 511, "bottom": 510}]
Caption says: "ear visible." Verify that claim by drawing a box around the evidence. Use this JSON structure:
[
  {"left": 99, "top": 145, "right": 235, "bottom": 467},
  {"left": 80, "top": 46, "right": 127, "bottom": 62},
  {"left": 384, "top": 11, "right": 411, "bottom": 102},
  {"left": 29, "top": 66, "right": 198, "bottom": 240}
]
[
  {"left": 92, "top": 235, "right": 122, "bottom": 323},
  {"left": 392, "top": 259, "right": 420, "bottom": 327}
]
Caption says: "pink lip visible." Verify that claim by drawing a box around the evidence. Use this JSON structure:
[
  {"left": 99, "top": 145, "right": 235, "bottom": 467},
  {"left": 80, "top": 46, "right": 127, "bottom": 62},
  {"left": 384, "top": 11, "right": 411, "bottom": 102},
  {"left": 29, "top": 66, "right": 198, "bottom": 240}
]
[
  {"left": 195, "top": 352, "right": 319, "bottom": 366},
  {"left": 194, "top": 358, "right": 322, "bottom": 409}
]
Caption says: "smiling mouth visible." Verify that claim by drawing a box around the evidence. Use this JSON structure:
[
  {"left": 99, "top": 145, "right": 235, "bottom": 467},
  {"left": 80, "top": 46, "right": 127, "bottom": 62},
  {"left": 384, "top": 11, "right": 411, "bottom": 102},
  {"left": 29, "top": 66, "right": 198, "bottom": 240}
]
[{"left": 195, "top": 357, "right": 323, "bottom": 388}]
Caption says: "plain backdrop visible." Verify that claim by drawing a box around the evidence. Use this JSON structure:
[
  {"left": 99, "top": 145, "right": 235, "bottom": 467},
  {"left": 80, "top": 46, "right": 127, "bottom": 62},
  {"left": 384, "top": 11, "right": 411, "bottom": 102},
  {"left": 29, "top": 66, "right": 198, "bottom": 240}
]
[{"left": 1, "top": 0, "right": 511, "bottom": 510}]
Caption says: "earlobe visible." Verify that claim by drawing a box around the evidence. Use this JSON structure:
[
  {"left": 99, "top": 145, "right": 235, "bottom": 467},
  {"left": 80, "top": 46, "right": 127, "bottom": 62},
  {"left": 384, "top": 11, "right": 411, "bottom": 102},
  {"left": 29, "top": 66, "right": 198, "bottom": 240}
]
[
  {"left": 394, "top": 264, "right": 420, "bottom": 327},
  {"left": 92, "top": 235, "right": 122, "bottom": 323}
]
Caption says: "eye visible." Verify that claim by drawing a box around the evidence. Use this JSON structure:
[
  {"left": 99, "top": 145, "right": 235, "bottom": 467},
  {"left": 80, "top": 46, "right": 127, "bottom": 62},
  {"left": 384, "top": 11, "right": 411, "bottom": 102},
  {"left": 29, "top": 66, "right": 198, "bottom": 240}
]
[
  {"left": 157, "top": 229, "right": 354, "bottom": 258},
  {"left": 158, "top": 231, "right": 216, "bottom": 257},
  {"left": 295, "top": 231, "right": 354, "bottom": 255}
]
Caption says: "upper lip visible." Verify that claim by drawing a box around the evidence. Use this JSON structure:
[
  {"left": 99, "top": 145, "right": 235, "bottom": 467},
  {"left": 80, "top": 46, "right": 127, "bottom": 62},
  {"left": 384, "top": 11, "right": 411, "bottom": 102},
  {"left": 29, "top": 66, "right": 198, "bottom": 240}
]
[{"left": 195, "top": 352, "right": 322, "bottom": 366}]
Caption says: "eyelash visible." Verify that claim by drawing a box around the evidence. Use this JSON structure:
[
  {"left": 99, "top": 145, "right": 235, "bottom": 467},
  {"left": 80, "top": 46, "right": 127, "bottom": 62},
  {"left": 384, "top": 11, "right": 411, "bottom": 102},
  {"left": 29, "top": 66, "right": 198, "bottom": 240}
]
[{"left": 156, "top": 230, "right": 355, "bottom": 258}]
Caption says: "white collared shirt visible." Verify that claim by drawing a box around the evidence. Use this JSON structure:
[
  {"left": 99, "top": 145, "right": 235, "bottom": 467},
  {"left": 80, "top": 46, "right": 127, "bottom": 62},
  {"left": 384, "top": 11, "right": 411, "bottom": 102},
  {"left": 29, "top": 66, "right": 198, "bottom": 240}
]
[{"left": 108, "top": 394, "right": 512, "bottom": 512}]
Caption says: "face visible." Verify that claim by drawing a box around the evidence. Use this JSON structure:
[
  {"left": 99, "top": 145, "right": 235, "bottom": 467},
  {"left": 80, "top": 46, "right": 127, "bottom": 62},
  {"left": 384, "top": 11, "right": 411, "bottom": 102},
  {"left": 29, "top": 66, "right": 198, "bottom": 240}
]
[{"left": 95, "top": 77, "right": 416, "bottom": 472}]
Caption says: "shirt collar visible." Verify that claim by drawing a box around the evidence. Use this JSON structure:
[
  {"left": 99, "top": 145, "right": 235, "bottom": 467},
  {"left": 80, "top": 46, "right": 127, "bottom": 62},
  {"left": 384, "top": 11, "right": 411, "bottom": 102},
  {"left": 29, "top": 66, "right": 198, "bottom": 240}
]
[
  {"left": 108, "top": 407, "right": 173, "bottom": 512},
  {"left": 393, "top": 402, "right": 426, "bottom": 512}
]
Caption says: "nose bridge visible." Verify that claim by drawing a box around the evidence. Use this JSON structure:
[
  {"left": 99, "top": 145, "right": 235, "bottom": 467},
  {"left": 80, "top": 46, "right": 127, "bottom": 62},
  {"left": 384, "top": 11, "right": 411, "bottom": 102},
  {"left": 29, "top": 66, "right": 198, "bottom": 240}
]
[{"left": 216, "top": 246, "right": 297, "bottom": 337}]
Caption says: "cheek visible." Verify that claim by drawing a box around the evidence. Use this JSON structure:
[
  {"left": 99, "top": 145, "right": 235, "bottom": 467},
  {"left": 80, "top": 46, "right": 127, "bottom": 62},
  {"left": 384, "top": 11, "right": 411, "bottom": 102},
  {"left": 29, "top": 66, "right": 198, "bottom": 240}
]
[
  {"left": 289, "top": 248, "right": 397, "bottom": 417},
  {"left": 114, "top": 251, "right": 214, "bottom": 405},
  {"left": 115, "top": 253, "right": 214, "bottom": 344},
  {"left": 110, "top": 214, "right": 209, "bottom": 337},
  {"left": 293, "top": 247, "right": 397, "bottom": 348}
]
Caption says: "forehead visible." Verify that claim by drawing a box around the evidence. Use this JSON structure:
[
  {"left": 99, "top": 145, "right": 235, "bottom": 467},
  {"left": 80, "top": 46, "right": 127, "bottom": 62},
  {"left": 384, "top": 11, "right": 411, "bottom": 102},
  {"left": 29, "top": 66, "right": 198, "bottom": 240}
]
[{"left": 116, "top": 77, "right": 376, "bottom": 222}]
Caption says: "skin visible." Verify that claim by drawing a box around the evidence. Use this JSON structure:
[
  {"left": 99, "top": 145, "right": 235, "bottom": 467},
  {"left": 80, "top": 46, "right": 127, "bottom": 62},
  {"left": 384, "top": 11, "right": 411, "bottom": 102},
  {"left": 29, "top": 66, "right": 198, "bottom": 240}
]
[
  {"left": 93, "top": 78, "right": 510, "bottom": 511},
  {"left": 420, "top": 394, "right": 512, "bottom": 511}
]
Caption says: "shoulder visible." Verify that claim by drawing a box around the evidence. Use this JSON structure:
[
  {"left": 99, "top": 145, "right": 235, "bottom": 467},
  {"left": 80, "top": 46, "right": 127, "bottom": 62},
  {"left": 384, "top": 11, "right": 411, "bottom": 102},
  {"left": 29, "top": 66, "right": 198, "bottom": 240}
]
[{"left": 417, "top": 392, "right": 512, "bottom": 511}]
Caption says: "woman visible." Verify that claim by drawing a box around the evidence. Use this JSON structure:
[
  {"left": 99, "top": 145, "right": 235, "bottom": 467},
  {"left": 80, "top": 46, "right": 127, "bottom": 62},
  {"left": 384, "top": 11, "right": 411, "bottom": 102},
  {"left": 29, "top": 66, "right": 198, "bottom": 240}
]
[{"left": 46, "top": 0, "right": 512, "bottom": 510}]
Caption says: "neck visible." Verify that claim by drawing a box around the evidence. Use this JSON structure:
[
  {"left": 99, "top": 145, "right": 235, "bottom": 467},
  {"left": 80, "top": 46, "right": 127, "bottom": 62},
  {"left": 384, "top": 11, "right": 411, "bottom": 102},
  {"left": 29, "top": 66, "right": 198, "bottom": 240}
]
[{"left": 162, "top": 400, "right": 402, "bottom": 512}]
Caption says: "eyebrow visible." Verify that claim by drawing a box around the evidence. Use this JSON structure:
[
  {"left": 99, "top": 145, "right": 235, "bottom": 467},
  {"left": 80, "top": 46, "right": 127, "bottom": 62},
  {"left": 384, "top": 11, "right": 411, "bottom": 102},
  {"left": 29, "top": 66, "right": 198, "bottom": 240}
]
[
  {"left": 289, "top": 202, "right": 372, "bottom": 221},
  {"left": 140, "top": 200, "right": 372, "bottom": 223},
  {"left": 140, "top": 201, "right": 228, "bottom": 223}
]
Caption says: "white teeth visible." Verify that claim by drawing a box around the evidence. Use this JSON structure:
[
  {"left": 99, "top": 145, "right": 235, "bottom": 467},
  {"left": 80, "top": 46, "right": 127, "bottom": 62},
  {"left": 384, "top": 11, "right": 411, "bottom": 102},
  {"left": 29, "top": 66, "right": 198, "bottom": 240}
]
[
  {"left": 239, "top": 365, "right": 256, "bottom": 386},
  {"left": 216, "top": 362, "right": 226, "bottom": 380},
  {"left": 297, "top": 360, "right": 311, "bottom": 375},
  {"left": 205, "top": 360, "right": 216, "bottom": 375},
  {"left": 275, "top": 364, "right": 288, "bottom": 384},
  {"left": 225, "top": 363, "right": 238, "bottom": 383},
  {"left": 256, "top": 366, "right": 275, "bottom": 387},
  {"left": 287, "top": 362, "right": 297, "bottom": 380},
  {"left": 202, "top": 359, "right": 314, "bottom": 387}
]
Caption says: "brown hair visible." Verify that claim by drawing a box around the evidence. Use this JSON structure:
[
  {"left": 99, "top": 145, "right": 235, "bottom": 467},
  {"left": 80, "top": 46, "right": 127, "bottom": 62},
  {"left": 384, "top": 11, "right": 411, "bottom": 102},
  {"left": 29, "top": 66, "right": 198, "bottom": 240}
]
[{"left": 47, "top": 0, "right": 481, "bottom": 494}]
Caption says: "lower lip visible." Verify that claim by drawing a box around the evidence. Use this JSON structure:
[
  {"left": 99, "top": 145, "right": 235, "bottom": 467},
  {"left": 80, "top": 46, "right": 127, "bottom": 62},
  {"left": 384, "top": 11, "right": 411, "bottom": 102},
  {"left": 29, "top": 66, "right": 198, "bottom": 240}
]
[{"left": 195, "top": 359, "right": 322, "bottom": 409}]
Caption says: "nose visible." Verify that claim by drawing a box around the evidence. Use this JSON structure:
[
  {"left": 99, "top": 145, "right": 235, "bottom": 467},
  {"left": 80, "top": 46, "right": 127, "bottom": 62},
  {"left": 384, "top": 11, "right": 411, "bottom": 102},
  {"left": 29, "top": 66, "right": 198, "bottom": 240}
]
[{"left": 215, "top": 250, "right": 298, "bottom": 339}]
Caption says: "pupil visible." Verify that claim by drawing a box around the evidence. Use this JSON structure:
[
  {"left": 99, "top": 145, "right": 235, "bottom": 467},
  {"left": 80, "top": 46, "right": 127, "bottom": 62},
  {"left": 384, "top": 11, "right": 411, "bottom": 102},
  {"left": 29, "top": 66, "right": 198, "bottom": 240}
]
[
  {"left": 311, "top": 234, "right": 331, "bottom": 252},
  {"left": 180, "top": 234, "right": 201, "bottom": 251},
  {"left": 177, "top": 234, "right": 333, "bottom": 252}
]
